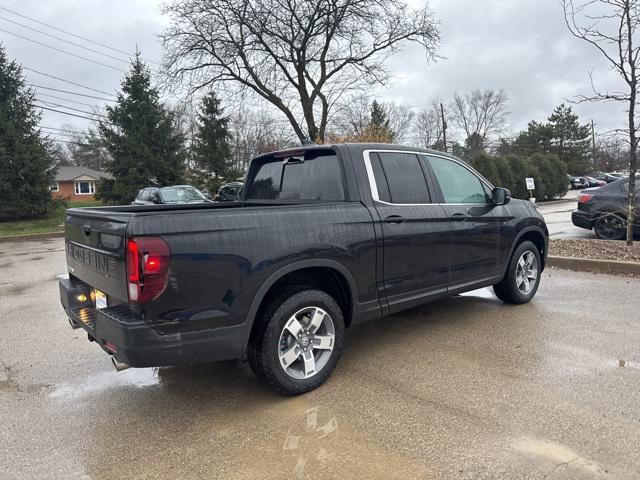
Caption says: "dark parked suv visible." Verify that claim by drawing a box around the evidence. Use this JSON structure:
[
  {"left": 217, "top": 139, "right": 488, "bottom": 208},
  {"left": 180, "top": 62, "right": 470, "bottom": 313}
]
[
  {"left": 572, "top": 177, "right": 639, "bottom": 239},
  {"left": 214, "top": 182, "right": 244, "bottom": 202},
  {"left": 59, "top": 143, "right": 548, "bottom": 395},
  {"left": 133, "top": 185, "right": 210, "bottom": 205}
]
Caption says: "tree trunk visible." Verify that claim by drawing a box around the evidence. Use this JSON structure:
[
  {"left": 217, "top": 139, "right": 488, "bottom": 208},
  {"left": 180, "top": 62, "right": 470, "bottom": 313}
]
[
  {"left": 626, "top": 1, "right": 637, "bottom": 245},
  {"left": 626, "top": 93, "right": 637, "bottom": 245}
]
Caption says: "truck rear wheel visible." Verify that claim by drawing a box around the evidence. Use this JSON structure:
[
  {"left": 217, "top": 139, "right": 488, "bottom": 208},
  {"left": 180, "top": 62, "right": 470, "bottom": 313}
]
[
  {"left": 493, "top": 240, "right": 541, "bottom": 304},
  {"left": 248, "top": 289, "right": 345, "bottom": 395}
]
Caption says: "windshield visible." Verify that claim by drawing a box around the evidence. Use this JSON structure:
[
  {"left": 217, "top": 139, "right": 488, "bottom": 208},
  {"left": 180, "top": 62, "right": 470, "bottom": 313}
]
[{"left": 159, "top": 186, "right": 206, "bottom": 203}]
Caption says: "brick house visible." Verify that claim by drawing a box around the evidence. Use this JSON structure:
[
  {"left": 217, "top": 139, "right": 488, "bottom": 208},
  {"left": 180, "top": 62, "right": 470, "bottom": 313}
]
[{"left": 50, "top": 166, "right": 112, "bottom": 201}]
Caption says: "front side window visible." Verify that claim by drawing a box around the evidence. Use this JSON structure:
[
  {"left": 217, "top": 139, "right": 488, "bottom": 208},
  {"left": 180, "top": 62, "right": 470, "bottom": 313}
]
[
  {"left": 370, "top": 152, "right": 431, "bottom": 204},
  {"left": 74, "top": 181, "right": 95, "bottom": 195},
  {"left": 428, "top": 157, "right": 488, "bottom": 204},
  {"left": 245, "top": 150, "right": 344, "bottom": 201}
]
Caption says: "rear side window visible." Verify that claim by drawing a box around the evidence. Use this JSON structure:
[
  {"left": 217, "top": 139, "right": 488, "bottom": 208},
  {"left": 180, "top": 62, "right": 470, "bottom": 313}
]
[
  {"left": 245, "top": 150, "right": 344, "bottom": 201},
  {"left": 370, "top": 152, "right": 431, "bottom": 204},
  {"left": 620, "top": 179, "right": 640, "bottom": 196},
  {"left": 428, "top": 156, "right": 488, "bottom": 204}
]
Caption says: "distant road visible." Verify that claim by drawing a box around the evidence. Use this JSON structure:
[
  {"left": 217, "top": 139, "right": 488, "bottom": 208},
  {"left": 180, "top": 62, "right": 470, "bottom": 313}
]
[{"left": 537, "top": 189, "right": 594, "bottom": 240}]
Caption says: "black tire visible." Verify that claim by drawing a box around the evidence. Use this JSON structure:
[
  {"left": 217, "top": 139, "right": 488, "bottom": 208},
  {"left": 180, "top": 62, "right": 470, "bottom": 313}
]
[
  {"left": 493, "top": 240, "right": 542, "bottom": 305},
  {"left": 594, "top": 214, "right": 626, "bottom": 240},
  {"left": 247, "top": 288, "right": 345, "bottom": 395}
]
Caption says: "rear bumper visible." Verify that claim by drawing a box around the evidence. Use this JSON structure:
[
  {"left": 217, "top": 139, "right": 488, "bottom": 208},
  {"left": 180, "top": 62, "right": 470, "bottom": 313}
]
[
  {"left": 571, "top": 210, "right": 593, "bottom": 230},
  {"left": 59, "top": 277, "right": 244, "bottom": 367}
]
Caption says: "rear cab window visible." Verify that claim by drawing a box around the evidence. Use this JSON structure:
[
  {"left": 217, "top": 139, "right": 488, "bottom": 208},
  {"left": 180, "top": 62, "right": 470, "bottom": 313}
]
[{"left": 245, "top": 149, "right": 345, "bottom": 201}]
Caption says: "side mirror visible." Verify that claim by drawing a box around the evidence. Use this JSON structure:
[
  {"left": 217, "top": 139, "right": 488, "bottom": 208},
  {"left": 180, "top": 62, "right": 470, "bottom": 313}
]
[
  {"left": 152, "top": 195, "right": 161, "bottom": 204},
  {"left": 492, "top": 187, "right": 511, "bottom": 206}
]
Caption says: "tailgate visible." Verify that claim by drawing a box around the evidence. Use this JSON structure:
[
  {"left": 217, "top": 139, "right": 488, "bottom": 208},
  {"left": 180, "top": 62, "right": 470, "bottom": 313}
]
[{"left": 65, "top": 208, "right": 131, "bottom": 303}]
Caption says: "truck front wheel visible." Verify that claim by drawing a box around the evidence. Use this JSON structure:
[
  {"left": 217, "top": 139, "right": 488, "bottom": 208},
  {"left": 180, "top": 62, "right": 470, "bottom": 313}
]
[
  {"left": 493, "top": 240, "right": 542, "bottom": 304},
  {"left": 248, "top": 289, "right": 345, "bottom": 395}
]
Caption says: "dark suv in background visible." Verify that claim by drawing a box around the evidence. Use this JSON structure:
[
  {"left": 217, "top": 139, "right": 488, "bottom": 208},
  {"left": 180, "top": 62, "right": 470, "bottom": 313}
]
[
  {"left": 133, "top": 185, "right": 210, "bottom": 205},
  {"left": 214, "top": 182, "right": 244, "bottom": 202},
  {"left": 572, "top": 177, "right": 640, "bottom": 239}
]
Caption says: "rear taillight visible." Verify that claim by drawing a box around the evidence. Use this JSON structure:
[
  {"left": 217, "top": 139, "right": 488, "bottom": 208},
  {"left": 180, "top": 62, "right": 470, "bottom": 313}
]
[
  {"left": 126, "top": 237, "right": 170, "bottom": 304},
  {"left": 578, "top": 193, "right": 594, "bottom": 203}
]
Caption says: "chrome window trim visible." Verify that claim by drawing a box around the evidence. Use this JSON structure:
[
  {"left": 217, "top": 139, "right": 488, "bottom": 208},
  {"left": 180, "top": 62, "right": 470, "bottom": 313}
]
[{"left": 362, "top": 149, "right": 493, "bottom": 207}]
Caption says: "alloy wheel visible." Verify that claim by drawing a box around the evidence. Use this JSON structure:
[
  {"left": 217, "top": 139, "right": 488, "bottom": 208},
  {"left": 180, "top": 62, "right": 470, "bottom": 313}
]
[
  {"left": 596, "top": 215, "right": 625, "bottom": 240},
  {"left": 278, "top": 306, "right": 335, "bottom": 380},
  {"left": 515, "top": 251, "right": 538, "bottom": 295}
]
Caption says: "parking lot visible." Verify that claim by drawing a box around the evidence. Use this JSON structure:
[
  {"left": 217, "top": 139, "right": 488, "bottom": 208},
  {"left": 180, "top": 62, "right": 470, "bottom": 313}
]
[
  {"left": 537, "top": 190, "right": 595, "bottom": 240},
  {"left": 2, "top": 237, "right": 639, "bottom": 479}
]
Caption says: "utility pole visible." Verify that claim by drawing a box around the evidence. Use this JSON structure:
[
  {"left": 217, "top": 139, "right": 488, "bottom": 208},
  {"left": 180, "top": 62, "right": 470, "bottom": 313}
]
[
  {"left": 591, "top": 119, "right": 596, "bottom": 170},
  {"left": 440, "top": 103, "right": 448, "bottom": 153}
]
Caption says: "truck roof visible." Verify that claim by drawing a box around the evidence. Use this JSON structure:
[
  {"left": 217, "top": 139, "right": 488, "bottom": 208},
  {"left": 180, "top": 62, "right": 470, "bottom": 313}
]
[{"left": 254, "top": 142, "right": 455, "bottom": 160}]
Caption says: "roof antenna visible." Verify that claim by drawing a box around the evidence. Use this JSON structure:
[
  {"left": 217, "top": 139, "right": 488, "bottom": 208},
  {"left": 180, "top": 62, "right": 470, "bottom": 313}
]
[{"left": 301, "top": 138, "right": 317, "bottom": 146}]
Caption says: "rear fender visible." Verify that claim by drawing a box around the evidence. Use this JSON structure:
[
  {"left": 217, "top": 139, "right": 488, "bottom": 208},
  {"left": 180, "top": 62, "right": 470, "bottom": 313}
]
[{"left": 240, "top": 259, "right": 359, "bottom": 350}]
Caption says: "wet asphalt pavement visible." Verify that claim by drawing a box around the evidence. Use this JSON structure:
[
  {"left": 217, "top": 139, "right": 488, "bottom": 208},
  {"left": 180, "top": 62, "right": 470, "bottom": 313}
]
[
  {"left": 1, "top": 238, "right": 639, "bottom": 479},
  {"left": 537, "top": 191, "right": 595, "bottom": 240}
]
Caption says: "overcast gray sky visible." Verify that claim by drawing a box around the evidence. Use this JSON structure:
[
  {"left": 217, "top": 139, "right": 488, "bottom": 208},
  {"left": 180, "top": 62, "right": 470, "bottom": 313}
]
[{"left": 0, "top": 0, "right": 628, "bottom": 143}]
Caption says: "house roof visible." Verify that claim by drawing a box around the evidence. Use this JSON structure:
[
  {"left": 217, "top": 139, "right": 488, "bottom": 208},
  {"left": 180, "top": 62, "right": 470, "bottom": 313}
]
[{"left": 54, "top": 166, "right": 112, "bottom": 182}]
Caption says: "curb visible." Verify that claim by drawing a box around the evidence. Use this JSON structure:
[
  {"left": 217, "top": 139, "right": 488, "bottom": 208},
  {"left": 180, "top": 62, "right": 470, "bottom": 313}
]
[
  {"left": 538, "top": 198, "right": 575, "bottom": 207},
  {"left": 0, "top": 231, "right": 65, "bottom": 243},
  {"left": 547, "top": 255, "right": 640, "bottom": 275}
]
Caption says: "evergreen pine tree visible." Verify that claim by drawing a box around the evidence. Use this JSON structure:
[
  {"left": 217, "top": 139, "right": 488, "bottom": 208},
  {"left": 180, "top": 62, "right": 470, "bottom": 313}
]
[
  {"left": 547, "top": 104, "right": 591, "bottom": 174},
  {"left": 98, "top": 54, "right": 185, "bottom": 204},
  {"left": 509, "top": 105, "right": 590, "bottom": 174},
  {"left": 192, "top": 91, "right": 233, "bottom": 192},
  {"left": 367, "top": 100, "right": 394, "bottom": 142},
  {"left": 0, "top": 45, "right": 56, "bottom": 220}
]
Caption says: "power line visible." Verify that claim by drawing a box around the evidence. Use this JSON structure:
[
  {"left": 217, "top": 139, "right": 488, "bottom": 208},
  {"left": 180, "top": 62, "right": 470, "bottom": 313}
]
[
  {"left": 41, "top": 130, "right": 78, "bottom": 139},
  {"left": 22, "top": 67, "right": 117, "bottom": 97},
  {"left": 31, "top": 84, "right": 115, "bottom": 102},
  {"left": 36, "top": 100, "right": 108, "bottom": 119},
  {"left": 0, "top": 26, "right": 123, "bottom": 71},
  {"left": 50, "top": 138, "right": 91, "bottom": 146},
  {"left": 37, "top": 92, "right": 100, "bottom": 109},
  {"left": 0, "top": 15, "right": 131, "bottom": 65},
  {"left": 0, "top": 6, "right": 160, "bottom": 65},
  {"left": 41, "top": 125, "right": 85, "bottom": 135},
  {"left": 32, "top": 104, "right": 111, "bottom": 124}
]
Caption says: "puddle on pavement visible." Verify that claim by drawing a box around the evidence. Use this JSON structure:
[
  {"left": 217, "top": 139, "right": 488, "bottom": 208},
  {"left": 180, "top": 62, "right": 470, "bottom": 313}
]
[
  {"left": 460, "top": 287, "right": 495, "bottom": 300},
  {"left": 617, "top": 359, "right": 640, "bottom": 369},
  {"left": 216, "top": 401, "right": 430, "bottom": 480},
  {"left": 49, "top": 368, "right": 160, "bottom": 399},
  {"left": 513, "top": 437, "right": 606, "bottom": 477}
]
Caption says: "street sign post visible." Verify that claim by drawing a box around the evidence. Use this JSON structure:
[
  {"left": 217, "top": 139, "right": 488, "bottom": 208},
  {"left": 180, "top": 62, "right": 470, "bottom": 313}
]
[
  {"left": 526, "top": 177, "right": 535, "bottom": 190},
  {"left": 526, "top": 177, "right": 535, "bottom": 202}
]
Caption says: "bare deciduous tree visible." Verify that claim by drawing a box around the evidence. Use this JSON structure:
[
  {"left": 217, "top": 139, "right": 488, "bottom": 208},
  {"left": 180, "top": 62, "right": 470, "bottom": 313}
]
[
  {"left": 562, "top": 0, "right": 638, "bottom": 244},
  {"left": 450, "top": 89, "right": 509, "bottom": 147},
  {"left": 594, "top": 136, "right": 630, "bottom": 172},
  {"left": 386, "top": 103, "right": 415, "bottom": 143},
  {"left": 331, "top": 95, "right": 371, "bottom": 138},
  {"left": 162, "top": 0, "right": 440, "bottom": 142},
  {"left": 413, "top": 100, "right": 445, "bottom": 149},
  {"left": 330, "top": 95, "right": 414, "bottom": 143},
  {"left": 229, "top": 109, "right": 295, "bottom": 173}
]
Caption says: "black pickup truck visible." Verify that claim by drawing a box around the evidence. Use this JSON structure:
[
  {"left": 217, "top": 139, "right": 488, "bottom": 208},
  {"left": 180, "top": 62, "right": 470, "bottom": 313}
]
[{"left": 59, "top": 143, "right": 548, "bottom": 395}]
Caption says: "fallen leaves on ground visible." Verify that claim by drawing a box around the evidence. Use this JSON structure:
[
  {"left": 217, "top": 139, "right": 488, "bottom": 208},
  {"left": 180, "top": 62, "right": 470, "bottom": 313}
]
[{"left": 550, "top": 239, "right": 640, "bottom": 263}]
